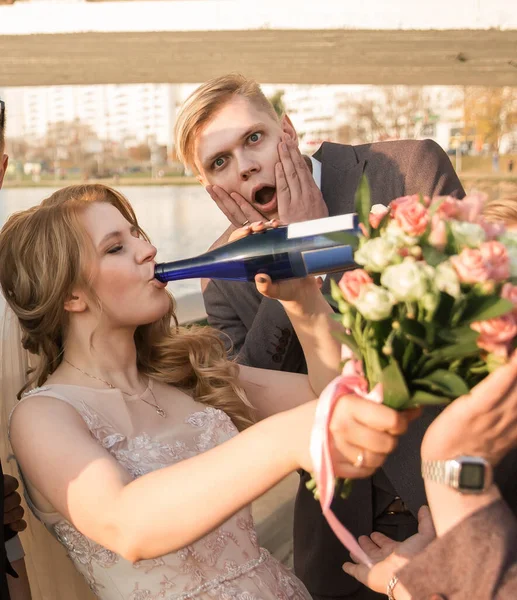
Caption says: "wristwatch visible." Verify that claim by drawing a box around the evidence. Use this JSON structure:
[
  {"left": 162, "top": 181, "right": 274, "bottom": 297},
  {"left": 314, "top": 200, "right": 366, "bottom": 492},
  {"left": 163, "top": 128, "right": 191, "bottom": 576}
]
[{"left": 421, "top": 456, "right": 493, "bottom": 494}]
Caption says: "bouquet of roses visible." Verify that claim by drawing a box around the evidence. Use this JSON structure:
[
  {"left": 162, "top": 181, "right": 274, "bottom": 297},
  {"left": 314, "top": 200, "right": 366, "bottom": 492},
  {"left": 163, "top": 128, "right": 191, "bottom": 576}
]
[{"left": 309, "top": 177, "right": 517, "bottom": 506}]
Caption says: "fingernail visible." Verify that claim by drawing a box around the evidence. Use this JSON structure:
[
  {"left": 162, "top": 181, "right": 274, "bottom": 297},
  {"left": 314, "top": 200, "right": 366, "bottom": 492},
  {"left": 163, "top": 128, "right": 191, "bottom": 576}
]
[{"left": 281, "top": 142, "right": 287, "bottom": 152}]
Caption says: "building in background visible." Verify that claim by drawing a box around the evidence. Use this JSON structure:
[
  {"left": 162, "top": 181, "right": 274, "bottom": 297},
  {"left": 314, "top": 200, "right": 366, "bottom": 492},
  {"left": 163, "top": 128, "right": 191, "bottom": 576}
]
[
  {"left": 282, "top": 84, "right": 465, "bottom": 154},
  {"left": 5, "top": 83, "right": 183, "bottom": 149}
]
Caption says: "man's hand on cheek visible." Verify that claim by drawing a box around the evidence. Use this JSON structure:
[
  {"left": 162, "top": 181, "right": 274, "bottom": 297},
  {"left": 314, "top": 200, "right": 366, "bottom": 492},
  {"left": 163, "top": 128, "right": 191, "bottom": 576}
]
[
  {"left": 275, "top": 134, "right": 328, "bottom": 224},
  {"left": 206, "top": 185, "right": 266, "bottom": 228}
]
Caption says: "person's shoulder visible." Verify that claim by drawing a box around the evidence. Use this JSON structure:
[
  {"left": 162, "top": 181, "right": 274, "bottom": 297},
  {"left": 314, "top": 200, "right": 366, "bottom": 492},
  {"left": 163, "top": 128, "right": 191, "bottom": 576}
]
[
  {"left": 352, "top": 138, "right": 444, "bottom": 160},
  {"left": 10, "top": 388, "right": 81, "bottom": 428}
]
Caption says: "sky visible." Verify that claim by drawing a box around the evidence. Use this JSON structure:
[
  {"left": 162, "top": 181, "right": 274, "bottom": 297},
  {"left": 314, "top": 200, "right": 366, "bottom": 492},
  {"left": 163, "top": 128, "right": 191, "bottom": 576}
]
[{"left": 0, "top": 0, "right": 516, "bottom": 35}]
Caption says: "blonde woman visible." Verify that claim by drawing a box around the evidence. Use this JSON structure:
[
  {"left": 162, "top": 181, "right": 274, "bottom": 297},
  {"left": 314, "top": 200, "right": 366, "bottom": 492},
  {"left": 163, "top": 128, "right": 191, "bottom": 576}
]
[{"left": 0, "top": 184, "right": 415, "bottom": 599}]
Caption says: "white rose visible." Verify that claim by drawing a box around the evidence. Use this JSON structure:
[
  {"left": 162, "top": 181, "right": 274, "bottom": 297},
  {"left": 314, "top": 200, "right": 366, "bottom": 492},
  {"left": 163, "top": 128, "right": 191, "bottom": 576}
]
[
  {"left": 384, "top": 221, "right": 419, "bottom": 247},
  {"left": 381, "top": 258, "right": 432, "bottom": 302},
  {"left": 355, "top": 284, "right": 395, "bottom": 321},
  {"left": 449, "top": 220, "right": 486, "bottom": 248},
  {"left": 435, "top": 261, "right": 461, "bottom": 298},
  {"left": 500, "top": 231, "right": 517, "bottom": 249},
  {"left": 355, "top": 237, "right": 399, "bottom": 272}
]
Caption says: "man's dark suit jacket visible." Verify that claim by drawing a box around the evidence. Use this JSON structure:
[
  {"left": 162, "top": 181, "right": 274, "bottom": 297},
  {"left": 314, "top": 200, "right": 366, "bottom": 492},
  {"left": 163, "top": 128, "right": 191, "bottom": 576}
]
[
  {"left": 398, "top": 499, "right": 517, "bottom": 599},
  {"left": 203, "top": 139, "right": 517, "bottom": 598}
]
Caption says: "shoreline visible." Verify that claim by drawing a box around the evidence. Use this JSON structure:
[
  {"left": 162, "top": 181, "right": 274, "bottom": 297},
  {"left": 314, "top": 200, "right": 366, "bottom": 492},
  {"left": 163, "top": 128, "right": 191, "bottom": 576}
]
[
  {"left": 2, "top": 176, "right": 200, "bottom": 188},
  {"left": 3, "top": 173, "right": 517, "bottom": 190}
]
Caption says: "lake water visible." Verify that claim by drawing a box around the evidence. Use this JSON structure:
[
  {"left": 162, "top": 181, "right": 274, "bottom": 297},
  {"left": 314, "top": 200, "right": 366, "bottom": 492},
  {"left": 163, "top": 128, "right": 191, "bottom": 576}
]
[{"left": 0, "top": 185, "right": 230, "bottom": 302}]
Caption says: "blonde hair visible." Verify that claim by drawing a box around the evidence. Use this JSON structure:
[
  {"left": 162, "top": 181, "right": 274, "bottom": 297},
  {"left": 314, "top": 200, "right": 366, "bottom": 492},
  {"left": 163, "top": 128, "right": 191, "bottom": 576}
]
[
  {"left": 482, "top": 195, "right": 517, "bottom": 226},
  {"left": 0, "top": 184, "right": 254, "bottom": 430},
  {"left": 175, "top": 73, "right": 279, "bottom": 172}
]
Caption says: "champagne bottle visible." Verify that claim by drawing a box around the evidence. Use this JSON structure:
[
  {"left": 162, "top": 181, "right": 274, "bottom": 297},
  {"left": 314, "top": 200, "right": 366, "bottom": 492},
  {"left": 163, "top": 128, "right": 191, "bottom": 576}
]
[{"left": 154, "top": 213, "right": 360, "bottom": 283}]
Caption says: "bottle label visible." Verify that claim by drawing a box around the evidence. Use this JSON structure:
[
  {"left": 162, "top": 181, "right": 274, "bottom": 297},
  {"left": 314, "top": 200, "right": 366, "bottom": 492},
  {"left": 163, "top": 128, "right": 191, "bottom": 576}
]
[{"left": 287, "top": 214, "right": 357, "bottom": 239}]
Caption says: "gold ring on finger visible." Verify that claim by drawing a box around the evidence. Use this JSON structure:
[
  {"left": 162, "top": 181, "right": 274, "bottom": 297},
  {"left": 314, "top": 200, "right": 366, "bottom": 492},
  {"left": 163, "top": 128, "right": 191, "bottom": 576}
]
[{"left": 353, "top": 450, "right": 365, "bottom": 468}]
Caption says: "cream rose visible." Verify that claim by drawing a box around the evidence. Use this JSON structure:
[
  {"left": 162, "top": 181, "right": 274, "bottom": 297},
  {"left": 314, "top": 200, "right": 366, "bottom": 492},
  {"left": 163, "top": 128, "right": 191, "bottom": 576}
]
[
  {"left": 354, "top": 284, "right": 395, "bottom": 321},
  {"left": 380, "top": 258, "right": 433, "bottom": 302}
]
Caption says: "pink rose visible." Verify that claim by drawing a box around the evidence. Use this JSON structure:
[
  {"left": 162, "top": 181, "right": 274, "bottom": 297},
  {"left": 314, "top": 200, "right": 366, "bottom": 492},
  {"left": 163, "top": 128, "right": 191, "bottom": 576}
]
[
  {"left": 434, "top": 196, "right": 460, "bottom": 219},
  {"left": 394, "top": 200, "right": 430, "bottom": 237},
  {"left": 479, "top": 241, "right": 510, "bottom": 281},
  {"left": 338, "top": 269, "right": 373, "bottom": 303},
  {"left": 501, "top": 283, "right": 517, "bottom": 313},
  {"left": 390, "top": 194, "right": 420, "bottom": 216},
  {"left": 369, "top": 205, "right": 389, "bottom": 229},
  {"left": 479, "top": 217, "right": 506, "bottom": 241},
  {"left": 428, "top": 214, "right": 447, "bottom": 250},
  {"left": 450, "top": 248, "right": 491, "bottom": 283},
  {"left": 471, "top": 314, "right": 517, "bottom": 355},
  {"left": 456, "top": 192, "right": 488, "bottom": 223}
]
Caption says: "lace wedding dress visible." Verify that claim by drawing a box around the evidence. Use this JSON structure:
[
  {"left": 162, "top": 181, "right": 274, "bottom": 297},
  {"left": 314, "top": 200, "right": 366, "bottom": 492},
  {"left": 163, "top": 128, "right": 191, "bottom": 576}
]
[{"left": 14, "top": 379, "right": 312, "bottom": 600}]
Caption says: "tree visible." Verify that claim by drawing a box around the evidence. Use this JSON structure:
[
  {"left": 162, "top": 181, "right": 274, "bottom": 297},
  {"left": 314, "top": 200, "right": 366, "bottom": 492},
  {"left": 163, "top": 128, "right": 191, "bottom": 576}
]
[
  {"left": 269, "top": 90, "right": 286, "bottom": 118},
  {"left": 461, "top": 87, "right": 517, "bottom": 152},
  {"left": 339, "top": 86, "right": 438, "bottom": 144}
]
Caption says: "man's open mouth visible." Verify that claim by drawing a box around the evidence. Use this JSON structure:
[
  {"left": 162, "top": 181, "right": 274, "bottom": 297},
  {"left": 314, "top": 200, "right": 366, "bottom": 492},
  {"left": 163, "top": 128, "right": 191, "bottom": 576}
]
[{"left": 254, "top": 186, "right": 276, "bottom": 206}]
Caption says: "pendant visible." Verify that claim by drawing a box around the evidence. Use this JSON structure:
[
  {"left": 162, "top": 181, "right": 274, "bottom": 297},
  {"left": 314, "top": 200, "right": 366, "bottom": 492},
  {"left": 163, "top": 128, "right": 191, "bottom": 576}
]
[{"left": 156, "top": 407, "right": 167, "bottom": 418}]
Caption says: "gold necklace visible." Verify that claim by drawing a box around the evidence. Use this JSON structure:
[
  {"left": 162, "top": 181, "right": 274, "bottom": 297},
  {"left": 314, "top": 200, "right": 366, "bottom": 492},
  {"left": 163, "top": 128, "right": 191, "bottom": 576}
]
[{"left": 63, "top": 358, "right": 167, "bottom": 418}]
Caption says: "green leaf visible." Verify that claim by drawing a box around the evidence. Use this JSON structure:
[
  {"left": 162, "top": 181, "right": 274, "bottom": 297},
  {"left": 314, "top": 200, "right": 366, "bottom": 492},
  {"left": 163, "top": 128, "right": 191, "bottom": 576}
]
[
  {"left": 364, "top": 345, "right": 383, "bottom": 390},
  {"left": 333, "top": 331, "right": 360, "bottom": 357},
  {"left": 382, "top": 358, "right": 410, "bottom": 409},
  {"left": 421, "top": 245, "right": 448, "bottom": 267},
  {"left": 402, "top": 340, "right": 416, "bottom": 373},
  {"left": 407, "top": 391, "right": 452, "bottom": 407},
  {"left": 459, "top": 296, "right": 514, "bottom": 325},
  {"left": 329, "top": 278, "right": 344, "bottom": 304},
  {"left": 429, "top": 197, "right": 446, "bottom": 217},
  {"left": 324, "top": 232, "right": 360, "bottom": 250},
  {"left": 355, "top": 173, "right": 371, "bottom": 237},
  {"left": 329, "top": 312, "right": 344, "bottom": 322},
  {"left": 421, "top": 339, "right": 481, "bottom": 375},
  {"left": 434, "top": 293, "right": 456, "bottom": 327},
  {"left": 413, "top": 370, "right": 470, "bottom": 398},
  {"left": 437, "top": 324, "right": 480, "bottom": 345},
  {"left": 445, "top": 221, "right": 458, "bottom": 255},
  {"left": 399, "top": 319, "right": 429, "bottom": 349}
]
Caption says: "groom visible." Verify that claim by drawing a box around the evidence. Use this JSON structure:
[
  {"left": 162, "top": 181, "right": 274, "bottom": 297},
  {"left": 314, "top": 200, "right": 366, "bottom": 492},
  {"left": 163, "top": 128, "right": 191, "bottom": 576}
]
[{"left": 173, "top": 74, "right": 468, "bottom": 600}]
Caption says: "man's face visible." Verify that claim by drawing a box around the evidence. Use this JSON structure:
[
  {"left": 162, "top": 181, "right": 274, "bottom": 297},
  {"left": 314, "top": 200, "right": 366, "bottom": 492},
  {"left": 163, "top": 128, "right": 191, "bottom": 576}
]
[{"left": 194, "top": 95, "right": 296, "bottom": 218}]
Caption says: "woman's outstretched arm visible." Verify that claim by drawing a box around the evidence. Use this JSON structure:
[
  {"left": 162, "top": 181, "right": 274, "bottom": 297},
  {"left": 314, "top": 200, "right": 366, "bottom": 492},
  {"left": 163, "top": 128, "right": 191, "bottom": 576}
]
[{"left": 10, "top": 392, "right": 409, "bottom": 564}]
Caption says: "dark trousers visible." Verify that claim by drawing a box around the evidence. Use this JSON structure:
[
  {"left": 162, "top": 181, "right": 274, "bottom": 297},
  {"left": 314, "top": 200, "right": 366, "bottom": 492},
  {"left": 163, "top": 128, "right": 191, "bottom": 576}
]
[{"left": 310, "top": 511, "right": 418, "bottom": 600}]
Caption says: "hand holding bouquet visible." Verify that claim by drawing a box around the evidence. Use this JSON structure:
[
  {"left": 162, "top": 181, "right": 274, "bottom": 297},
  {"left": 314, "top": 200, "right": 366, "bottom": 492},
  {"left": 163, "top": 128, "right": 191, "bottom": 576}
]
[{"left": 309, "top": 178, "right": 517, "bottom": 564}]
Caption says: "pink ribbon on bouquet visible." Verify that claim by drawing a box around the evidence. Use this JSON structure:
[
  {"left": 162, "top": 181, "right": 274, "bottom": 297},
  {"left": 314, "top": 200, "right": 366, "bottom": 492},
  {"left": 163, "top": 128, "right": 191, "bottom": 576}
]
[{"left": 309, "top": 347, "right": 383, "bottom": 567}]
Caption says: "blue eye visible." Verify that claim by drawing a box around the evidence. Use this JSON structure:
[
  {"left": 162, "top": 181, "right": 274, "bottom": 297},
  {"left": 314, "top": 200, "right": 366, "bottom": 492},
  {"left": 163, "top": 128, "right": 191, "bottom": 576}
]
[
  {"left": 213, "top": 157, "right": 226, "bottom": 169},
  {"left": 249, "top": 132, "right": 262, "bottom": 143}
]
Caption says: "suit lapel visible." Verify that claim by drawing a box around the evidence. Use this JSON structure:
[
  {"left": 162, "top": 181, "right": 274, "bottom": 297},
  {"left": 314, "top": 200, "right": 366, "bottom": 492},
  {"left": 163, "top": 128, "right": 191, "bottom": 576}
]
[
  {"left": 315, "top": 142, "right": 366, "bottom": 217},
  {"left": 315, "top": 142, "right": 365, "bottom": 297}
]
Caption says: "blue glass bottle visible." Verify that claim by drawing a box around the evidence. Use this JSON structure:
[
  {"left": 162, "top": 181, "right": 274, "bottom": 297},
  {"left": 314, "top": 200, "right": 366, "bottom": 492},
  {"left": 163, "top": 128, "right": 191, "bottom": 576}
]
[{"left": 154, "top": 214, "right": 360, "bottom": 283}]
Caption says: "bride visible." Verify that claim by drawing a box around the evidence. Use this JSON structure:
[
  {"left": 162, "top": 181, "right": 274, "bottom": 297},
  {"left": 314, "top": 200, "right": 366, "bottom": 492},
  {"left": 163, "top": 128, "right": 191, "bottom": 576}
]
[{"left": 0, "top": 184, "right": 414, "bottom": 599}]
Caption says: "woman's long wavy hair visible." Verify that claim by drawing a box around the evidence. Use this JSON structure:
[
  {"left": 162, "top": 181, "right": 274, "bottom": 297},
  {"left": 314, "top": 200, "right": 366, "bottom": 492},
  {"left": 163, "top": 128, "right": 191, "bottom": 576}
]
[{"left": 0, "top": 184, "right": 254, "bottom": 430}]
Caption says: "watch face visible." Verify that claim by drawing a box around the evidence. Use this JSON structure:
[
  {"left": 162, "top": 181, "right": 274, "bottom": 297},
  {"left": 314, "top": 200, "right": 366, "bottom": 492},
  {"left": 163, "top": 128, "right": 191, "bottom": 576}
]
[{"left": 459, "top": 463, "right": 485, "bottom": 490}]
